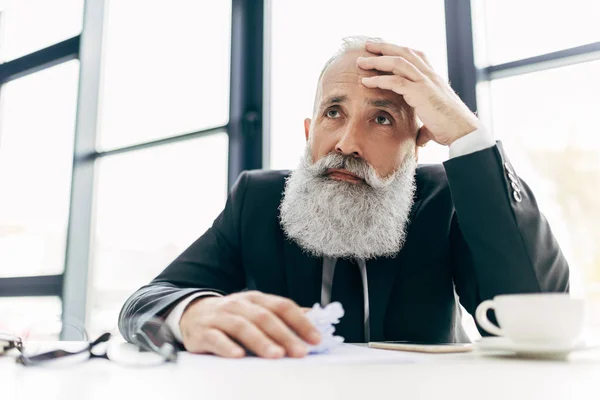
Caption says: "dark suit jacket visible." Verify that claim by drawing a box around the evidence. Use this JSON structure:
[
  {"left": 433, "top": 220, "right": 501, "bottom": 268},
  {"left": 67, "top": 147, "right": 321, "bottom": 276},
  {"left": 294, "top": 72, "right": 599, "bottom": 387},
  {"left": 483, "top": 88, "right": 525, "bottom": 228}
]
[{"left": 118, "top": 143, "right": 569, "bottom": 343}]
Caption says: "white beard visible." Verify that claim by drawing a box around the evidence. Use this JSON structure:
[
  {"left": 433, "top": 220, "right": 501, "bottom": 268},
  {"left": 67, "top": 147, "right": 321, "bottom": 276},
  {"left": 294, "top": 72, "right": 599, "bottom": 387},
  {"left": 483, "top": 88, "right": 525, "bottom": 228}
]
[{"left": 279, "top": 147, "right": 417, "bottom": 260}]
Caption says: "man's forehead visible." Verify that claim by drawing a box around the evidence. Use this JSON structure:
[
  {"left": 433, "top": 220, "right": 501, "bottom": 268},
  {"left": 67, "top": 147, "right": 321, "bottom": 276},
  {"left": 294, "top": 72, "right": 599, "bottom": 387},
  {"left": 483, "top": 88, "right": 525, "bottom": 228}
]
[
  {"left": 320, "top": 51, "right": 382, "bottom": 85},
  {"left": 317, "top": 50, "right": 401, "bottom": 107}
]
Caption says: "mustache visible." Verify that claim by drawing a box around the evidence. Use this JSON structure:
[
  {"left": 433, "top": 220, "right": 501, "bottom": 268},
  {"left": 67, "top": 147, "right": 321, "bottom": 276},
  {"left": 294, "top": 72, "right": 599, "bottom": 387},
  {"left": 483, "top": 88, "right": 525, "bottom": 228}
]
[
  {"left": 303, "top": 150, "right": 398, "bottom": 189},
  {"left": 307, "top": 152, "right": 374, "bottom": 181}
]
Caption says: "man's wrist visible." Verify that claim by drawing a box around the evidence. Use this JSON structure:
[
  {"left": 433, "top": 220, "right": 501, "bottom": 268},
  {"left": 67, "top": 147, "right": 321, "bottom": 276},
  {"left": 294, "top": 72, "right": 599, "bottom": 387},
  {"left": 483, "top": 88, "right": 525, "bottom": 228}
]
[
  {"left": 448, "top": 127, "right": 495, "bottom": 159},
  {"left": 446, "top": 121, "right": 482, "bottom": 146},
  {"left": 164, "top": 291, "right": 223, "bottom": 343},
  {"left": 180, "top": 296, "right": 219, "bottom": 328}
]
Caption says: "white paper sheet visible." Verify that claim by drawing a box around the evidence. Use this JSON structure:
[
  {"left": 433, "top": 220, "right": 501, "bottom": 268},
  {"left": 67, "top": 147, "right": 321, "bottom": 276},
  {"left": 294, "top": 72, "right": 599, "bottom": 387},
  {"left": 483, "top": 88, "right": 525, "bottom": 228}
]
[{"left": 180, "top": 343, "right": 418, "bottom": 366}]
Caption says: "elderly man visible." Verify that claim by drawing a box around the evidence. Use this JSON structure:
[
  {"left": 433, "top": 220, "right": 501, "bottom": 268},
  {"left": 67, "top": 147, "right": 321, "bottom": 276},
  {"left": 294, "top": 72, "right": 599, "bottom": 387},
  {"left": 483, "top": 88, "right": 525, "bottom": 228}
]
[{"left": 119, "top": 37, "right": 569, "bottom": 359}]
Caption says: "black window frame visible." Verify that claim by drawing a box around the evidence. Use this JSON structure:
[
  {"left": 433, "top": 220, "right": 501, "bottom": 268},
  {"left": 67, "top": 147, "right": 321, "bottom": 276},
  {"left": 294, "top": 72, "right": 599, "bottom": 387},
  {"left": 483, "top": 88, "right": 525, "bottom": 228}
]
[{"left": 0, "top": 0, "right": 264, "bottom": 339}]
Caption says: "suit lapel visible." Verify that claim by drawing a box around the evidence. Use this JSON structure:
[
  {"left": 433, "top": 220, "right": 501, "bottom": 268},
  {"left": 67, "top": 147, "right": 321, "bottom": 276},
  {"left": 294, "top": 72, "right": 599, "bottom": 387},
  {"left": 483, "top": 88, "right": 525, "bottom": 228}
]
[{"left": 283, "top": 237, "right": 323, "bottom": 308}]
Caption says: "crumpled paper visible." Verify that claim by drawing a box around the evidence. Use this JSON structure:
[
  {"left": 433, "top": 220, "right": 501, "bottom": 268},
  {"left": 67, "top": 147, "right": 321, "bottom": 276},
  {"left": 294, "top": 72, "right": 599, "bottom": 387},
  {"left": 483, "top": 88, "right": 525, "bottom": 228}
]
[{"left": 304, "top": 302, "right": 345, "bottom": 354}]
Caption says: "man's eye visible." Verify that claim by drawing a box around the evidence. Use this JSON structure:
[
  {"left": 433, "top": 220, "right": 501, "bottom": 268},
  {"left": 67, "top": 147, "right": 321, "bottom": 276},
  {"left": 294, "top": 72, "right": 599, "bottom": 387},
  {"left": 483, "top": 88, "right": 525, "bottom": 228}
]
[
  {"left": 375, "top": 115, "right": 391, "bottom": 125},
  {"left": 326, "top": 109, "right": 340, "bottom": 118}
]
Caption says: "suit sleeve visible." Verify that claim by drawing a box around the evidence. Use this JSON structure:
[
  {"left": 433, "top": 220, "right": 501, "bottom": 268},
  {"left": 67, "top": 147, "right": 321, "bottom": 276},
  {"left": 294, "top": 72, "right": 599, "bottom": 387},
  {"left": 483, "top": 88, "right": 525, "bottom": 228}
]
[
  {"left": 444, "top": 142, "right": 570, "bottom": 334},
  {"left": 118, "top": 172, "right": 249, "bottom": 342}
]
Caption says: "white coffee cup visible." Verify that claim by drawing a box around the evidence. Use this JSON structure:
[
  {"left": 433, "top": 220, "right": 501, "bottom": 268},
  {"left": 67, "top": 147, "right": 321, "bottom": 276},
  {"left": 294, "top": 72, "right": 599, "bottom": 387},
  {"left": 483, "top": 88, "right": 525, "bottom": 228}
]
[{"left": 475, "top": 293, "right": 585, "bottom": 346}]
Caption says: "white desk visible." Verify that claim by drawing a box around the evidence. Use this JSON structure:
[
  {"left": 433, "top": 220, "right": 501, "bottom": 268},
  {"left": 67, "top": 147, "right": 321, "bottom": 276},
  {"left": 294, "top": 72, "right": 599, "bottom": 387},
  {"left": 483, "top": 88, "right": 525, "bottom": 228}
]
[{"left": 2, "top": 343, "right": 600, "bottom": 400}]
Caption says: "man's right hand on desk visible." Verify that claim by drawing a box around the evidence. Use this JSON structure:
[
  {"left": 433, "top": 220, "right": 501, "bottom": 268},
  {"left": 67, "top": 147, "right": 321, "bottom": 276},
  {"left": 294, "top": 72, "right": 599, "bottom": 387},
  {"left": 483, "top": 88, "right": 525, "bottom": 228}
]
[{"left": 179, "top": 291, "right": 322, "bottom": 359}]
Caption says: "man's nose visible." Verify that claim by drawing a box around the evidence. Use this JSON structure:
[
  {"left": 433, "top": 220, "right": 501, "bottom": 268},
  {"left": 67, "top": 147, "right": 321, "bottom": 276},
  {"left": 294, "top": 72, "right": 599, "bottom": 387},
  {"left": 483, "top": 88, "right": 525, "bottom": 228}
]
[{"left": 335, "top": 122, "right": 363, "bottom": 158}]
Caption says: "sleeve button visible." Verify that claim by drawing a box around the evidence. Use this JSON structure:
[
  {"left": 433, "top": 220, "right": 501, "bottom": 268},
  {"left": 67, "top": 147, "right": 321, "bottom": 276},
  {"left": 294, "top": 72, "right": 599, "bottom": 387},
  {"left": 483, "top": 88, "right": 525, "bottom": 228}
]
[{"left": 513, "top": 190, "right": 523, "bottom": 202}]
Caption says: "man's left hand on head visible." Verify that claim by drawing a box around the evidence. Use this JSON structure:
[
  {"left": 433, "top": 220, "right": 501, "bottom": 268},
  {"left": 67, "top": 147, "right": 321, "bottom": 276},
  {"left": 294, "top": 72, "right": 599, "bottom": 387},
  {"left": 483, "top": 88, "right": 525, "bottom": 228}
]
[{"left": 357, "top": 41, "right": 481, "bottom": 147}]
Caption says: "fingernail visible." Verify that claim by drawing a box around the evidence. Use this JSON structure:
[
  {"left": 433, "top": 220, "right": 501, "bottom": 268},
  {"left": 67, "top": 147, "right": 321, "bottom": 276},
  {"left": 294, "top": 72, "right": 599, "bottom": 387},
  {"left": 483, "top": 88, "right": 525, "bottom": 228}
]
[
  {"left": 309, "top": 331, "right": 321, "bottom": 343},
  {"left": 267, "top": 345, "right": 284, "bottom": 358},
  {"left": 361, "top": 77, "right": 372, "bottom": 83},
  {"left": 356, "top": 56, "right": 365, "bottom": 62}
]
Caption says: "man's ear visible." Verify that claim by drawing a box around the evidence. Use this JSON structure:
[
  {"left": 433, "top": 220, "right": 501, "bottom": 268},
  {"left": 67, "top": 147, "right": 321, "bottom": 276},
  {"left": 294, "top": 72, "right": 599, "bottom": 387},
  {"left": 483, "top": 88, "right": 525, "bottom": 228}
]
[
  {"left": 304, "top": 118, "right": 311, "bottom": 141},
  {"left": 416, "top": 125, "right": 431, "bottom": 147}
]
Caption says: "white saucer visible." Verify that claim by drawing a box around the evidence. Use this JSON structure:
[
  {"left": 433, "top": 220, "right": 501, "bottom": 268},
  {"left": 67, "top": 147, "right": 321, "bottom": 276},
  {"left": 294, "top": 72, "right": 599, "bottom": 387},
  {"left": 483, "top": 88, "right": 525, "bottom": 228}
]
[{"left": 476, "top": 337, "right": 598, "bottom": 358}]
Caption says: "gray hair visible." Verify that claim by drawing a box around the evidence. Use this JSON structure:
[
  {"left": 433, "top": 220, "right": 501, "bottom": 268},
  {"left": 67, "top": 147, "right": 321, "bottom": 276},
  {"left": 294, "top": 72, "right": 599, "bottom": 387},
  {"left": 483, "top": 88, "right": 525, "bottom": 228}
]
[
  {"left": 311, "top": 36, "right": 384, "bottom": 118},
  {"left": 317, "top": 36, "right": 385, "bottom": 86}
]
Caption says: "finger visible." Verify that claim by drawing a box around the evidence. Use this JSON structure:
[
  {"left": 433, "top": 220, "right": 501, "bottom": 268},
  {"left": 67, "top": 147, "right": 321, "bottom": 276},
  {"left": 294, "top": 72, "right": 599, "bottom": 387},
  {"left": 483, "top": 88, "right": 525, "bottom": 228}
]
[
  {"left": 365, "top": 42, "right": 432, "bottom": 73},
  {"left": 365, "top": 42, "right": 432, "bottom": 74},
  {"left": 225, "top": 299, "right": 308, "bottom": 358},
  {"left": 217, "top": 314, "right": 285, "bottom": 359},
  {"left": 414, "top": 49, "right": 434, "bottom": 69},
  {"left": 360, "top": 75, "right": 414, "bottom": 96},
  {"left": 356, "top": 56, "right": 424, "bottom": 82},
  {"left": 251, "top": 294, "right": 321, "bottom": 345},
  {"left": 201, "top": 328, "right": 246, "bottom": 358},
  {"left": 417, "top": 126, "right": 432, "bottom": 147}
]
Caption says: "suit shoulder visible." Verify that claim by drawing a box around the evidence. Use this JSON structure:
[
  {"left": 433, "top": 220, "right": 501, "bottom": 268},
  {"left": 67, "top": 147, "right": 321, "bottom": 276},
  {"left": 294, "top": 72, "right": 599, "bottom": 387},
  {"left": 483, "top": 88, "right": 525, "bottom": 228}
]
[
  {"left": 416, "top": 163, "right": 450, "bottom": 198},
  {"left": 242, "top": 169, "right": 290, "bottom": 190},
  {"left": 416, "top": 163, "right": 447, "bottom": 183},
  {"left": 237, "top": 169, "right": 290, "bottom": 207}
]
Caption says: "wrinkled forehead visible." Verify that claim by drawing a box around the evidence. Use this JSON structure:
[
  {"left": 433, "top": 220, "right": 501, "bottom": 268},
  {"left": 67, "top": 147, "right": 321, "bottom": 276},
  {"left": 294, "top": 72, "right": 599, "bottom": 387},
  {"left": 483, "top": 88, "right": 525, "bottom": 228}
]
[{"left": 316, "top": 49, "right": 399, "bottom": 107}]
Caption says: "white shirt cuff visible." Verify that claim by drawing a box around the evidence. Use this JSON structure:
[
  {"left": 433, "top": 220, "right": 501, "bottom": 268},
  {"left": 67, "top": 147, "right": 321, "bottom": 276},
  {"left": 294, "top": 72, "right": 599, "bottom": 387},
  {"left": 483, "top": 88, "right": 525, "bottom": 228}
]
[
  {"left": 448, "top": 128, "right": 495, "bottom": 159},
  {"left": 164, "top": 291, "right": 223, "bottom": 343}
]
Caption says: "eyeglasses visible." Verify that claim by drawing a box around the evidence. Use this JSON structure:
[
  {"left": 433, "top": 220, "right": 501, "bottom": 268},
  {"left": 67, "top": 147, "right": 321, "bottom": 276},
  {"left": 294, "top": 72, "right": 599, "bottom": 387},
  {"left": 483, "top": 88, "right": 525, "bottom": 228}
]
[
  {"left": 0, "top": 332, "right": 23, "bottom": 354},
  {"left": 4, "top": 318, "right": 178, "bottom": 367}
]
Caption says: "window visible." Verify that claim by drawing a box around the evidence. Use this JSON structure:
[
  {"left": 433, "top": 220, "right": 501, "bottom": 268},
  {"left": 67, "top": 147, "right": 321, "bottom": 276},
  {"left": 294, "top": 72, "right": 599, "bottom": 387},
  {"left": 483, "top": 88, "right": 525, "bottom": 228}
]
[
  {"left": 97, "top": 0, "right": 231, "bottom": 150},
  {"left": 472, "top": 0, "right": 600, "bottom": 328},
  {"left": 84, "top": 0, "right": 234, "bottom": 336},
  {"left": 269, "top": 0, "right": 450, "bottom": 171},
  {"left": 483, "top": 61, "right": 600, "bottom": 296},
  {"left": 0, "top": 61, "right": 80, "bottom": 278},
  {"left": 0, "top": 0, "right": 84, "bottom": 61},
  {"left": 0, "top": 297, "right": 62, "bottom": 339},
  {"left": 472, "top": 0, "right": 600, "bottom": 66},
  {"left": 0, "top": 0, "right": 238, "bottom": 340},
  {"left": 89, "top": 134, "right": 228, "bottom": 336}
]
